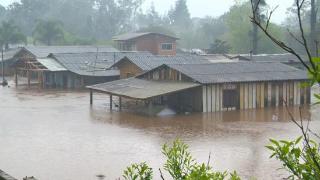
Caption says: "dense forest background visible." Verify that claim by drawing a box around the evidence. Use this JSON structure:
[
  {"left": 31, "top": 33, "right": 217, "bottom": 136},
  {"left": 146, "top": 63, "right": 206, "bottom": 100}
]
[{"left": 0, "top": 0, "right": 319, "bottom": 54}]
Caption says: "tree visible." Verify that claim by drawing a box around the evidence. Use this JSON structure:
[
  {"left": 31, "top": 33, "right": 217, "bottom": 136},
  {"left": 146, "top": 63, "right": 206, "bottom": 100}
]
[
  {"left": 208, "top": 39, "right": 231, "bottom": 54},
  {"left": 0, "top": 20, "right": 26, "bottom": 50},
  {"left": 310, "top": 0, "right": 318, "bottom": 56},
  {"left": 250, "top": 0, "right": 320, "bottom": 179},
  {"left": 251, "top": 0, "right": 266, "bottom": 54},
  {"left": 225, "top": 1, "right": 283, "bottom": 54},
  {"left": 168, "top": 0, "right": 191, "bottom": 28},
  {"left": 94, "top": 0, "right": 143, "bottom": 39},
  {"left": 32, "top": 20, "right": 64, "bottom": 46}
]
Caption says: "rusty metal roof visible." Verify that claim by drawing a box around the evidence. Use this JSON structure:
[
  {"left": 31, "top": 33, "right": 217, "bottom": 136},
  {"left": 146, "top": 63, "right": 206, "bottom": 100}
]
[{"left": 87, "top": 78, "right": 199, "bottom": 100}]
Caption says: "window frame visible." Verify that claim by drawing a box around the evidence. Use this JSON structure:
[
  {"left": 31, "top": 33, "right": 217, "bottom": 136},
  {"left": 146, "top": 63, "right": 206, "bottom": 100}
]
[{"left": 160, "top": 43, "right": 173, "bottom": 51}]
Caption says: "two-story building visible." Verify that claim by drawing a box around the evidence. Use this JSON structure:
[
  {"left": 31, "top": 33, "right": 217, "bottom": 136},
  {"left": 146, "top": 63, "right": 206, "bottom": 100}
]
[{"left": 113, "top": 32, "right": 179, "bottom": 56}]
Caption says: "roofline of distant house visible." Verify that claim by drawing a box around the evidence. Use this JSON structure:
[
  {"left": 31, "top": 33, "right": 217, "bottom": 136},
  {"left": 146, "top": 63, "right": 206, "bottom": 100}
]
[{"left": 112, "top": 32, "right": 180, "bottom": 41}]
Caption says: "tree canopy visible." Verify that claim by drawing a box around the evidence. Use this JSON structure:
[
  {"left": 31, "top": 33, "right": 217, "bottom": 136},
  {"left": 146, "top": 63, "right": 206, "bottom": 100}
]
[
  {"left": 0, "top": 0, "right": 315, "bottom": 53},
  {"left": 0, "top": 20, "right": 26, "bottom": 49}
]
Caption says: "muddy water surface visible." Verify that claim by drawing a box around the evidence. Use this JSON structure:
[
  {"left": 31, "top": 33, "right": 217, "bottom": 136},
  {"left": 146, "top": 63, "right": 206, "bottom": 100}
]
[{"left": 0, "top": 83, "right": 320, "bottom": 180}]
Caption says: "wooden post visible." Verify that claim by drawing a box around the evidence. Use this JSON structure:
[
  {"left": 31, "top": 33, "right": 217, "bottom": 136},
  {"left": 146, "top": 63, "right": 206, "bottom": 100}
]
[
  {"left": 119, "top": 96, "right": 122, "bottom": 111},
  {"left": 42, "top": 72, "right": 46, "bottom": 88},
  {"left": 14, "top": 69, "right": 18, "bottom": 86},
  {"left": 110, "top": 95, "right": 113, "bottom": 110},
  {"left": 38, "top": 71, "right": 41, "bottom": 88},
  {"left": 90, "top": 89, "right": 93, "bottom": 105},
  {"left": 27, "top": 70, "right": 30, "bottom": 88}
]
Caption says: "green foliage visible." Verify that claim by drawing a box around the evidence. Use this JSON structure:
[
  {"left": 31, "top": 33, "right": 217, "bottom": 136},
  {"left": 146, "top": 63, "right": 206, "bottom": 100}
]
[
  {"left": 225, "top": 1, "right": 284, "bottom": 54},
  {"left": 32, "top": 19, "right": 64, "bottom": 46},
  {"left": 162, "top": 139, "right": 195, "bottom": 179},
  {"left": 0, "top": 20, "right": 26, "bottom": 49},
  {"left": 266, "top": 137, "right": 320, "bottom": 179},
  {"left": 186, "top": 164, "right": 227, "bottom": 180},
  {"left": 123, "top": 162, "right": 153, "bottom": 180},
  {"left": 208, "top": 39, "right": 231, "bottom": 54},
  {"left": 123, "top": 139, "right": 241, "bottom": 179},
  {"left": 168, "top": 0, "right": 191, "bottom": 28},
  {"left": 62, "top": 31, "right": 96, "bottom": 46}
]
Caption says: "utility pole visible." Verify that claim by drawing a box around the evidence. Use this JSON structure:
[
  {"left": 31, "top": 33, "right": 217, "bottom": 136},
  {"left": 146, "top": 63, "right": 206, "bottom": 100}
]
[{"left": 1, "top": 45, "right": 7, "bottom": 86}]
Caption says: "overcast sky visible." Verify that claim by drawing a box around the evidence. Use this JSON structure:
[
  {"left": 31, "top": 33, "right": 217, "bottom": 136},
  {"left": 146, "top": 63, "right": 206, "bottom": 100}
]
[{"left": 0, "top": 0, "right": 293, "bottom": 24}]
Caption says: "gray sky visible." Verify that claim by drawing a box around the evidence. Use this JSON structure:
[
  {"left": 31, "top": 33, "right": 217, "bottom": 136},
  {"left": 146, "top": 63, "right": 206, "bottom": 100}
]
[{"left": 1, "top": 0, "right": 293, "bottom": 24}]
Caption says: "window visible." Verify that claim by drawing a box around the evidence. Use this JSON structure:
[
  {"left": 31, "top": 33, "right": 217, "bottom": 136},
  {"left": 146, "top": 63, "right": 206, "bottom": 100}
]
[{"left": 161, "top": 43, "right": 173, "bottom": 50}]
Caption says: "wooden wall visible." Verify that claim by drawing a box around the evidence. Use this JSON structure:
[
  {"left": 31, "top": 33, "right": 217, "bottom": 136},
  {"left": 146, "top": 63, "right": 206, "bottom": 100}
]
[
  {"left": 202, "top": 81, "right": 310, "bottom": 112},
  {"left": 116, "top": 60, "right": 144, "bottom": 79},
  {"left": 141, "top": 66, "right": 192, "bottom": 82}
]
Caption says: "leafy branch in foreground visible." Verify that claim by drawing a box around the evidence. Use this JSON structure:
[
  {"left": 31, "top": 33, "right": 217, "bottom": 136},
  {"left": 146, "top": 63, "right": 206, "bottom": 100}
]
[
  {"left": 250, "top": 0, "right": 320, "bottom": 179},
  {"left": 123, "top": 139, "right": 240, "bottom": 180},
  {"left": 123, "top": 162, "right": 153, "bottom": 180}
]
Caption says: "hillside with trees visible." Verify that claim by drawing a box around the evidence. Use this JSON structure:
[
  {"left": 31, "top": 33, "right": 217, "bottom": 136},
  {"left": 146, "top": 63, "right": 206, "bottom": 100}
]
[{"left": 0, "top": 0, "right": 318, "bottom": 54}]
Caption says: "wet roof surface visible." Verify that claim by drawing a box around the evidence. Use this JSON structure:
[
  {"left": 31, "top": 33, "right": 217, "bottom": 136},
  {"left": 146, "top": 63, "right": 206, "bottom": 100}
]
[
  {"left": 23, "top": 46, "right": 119, "bottom": 58},
  {"left": 116, "top": 54, "right": 210, "bottom": 71},
  {"left": 87, "top": 78, "right": 199, "bottom": 99},
  {"left": 37, "top": 58, "right": 67, "bottom": 72},
  {"left": 163, "top": 62, "right": 308, "bottom": 84},
  {"left": 238, "top": 53, "right": 306, "bottom": 62},
  {"left": 51, "top": 52, "right": 151, "bottom": 76}
]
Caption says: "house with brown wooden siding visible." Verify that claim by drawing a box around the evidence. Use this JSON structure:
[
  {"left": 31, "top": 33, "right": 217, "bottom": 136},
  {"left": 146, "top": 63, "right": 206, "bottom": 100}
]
[
  {"left": 88, "top": 62, "right": 310, "bottom": 114},
  {"left": 113, "top": 32, "right": 179, "bottom": 56},
  {"left": 111, "top": 54, "right": 209, "bottom": 79}
]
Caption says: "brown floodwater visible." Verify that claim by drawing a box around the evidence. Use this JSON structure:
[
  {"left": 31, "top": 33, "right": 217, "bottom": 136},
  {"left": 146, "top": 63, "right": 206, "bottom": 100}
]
[{"left": 0, "top": 81, "right": 319, "bottom": 180}]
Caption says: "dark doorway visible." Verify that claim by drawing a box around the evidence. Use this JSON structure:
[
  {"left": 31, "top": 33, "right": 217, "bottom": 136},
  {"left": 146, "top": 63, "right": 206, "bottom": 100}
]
[{"left": 223, "top": 89, "right": 239, "bottom": 109}]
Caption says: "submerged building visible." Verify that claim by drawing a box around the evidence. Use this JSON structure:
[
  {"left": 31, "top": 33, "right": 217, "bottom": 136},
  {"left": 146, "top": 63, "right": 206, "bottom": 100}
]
[
  {"left": 11, "top": 46, "right": 151, "bottom": 88},
  {"left": 88, "top": 62, "right": 310, "bottom": 114}
]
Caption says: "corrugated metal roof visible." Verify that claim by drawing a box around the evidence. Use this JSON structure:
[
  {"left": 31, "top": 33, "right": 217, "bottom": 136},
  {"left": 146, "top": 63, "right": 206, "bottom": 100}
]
[
  {"left": 2, "top": 48, "right": 21, "bottom": 61},
  {"left": 51, "top": 51, "right": 151, "bottom": 76},
  {"left": 37, "top": 58, "right": 67, "bottom": 71},
  {"left": 238, "top": 53, "right": 307, "bottom": 63},
  {"left": 161, "top": 62, "right": 308, "bottom": 84},
  {"left": 113, "top": 32, "right": 178, "bottom": 41},
  {"left": 22, "top": 46, "right": 119, "bottom": 58},
  {"left": 87, "top": 78, "right": 200, "bottom": 100},
  {"left": 115, "top": 54, "right": 210, "bottom": 71}
]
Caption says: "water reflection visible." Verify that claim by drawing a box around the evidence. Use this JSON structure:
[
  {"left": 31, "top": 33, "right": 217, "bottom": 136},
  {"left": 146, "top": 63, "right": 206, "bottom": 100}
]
[{"left": 0, "top": 86, "right": 319, "bottom": 180}]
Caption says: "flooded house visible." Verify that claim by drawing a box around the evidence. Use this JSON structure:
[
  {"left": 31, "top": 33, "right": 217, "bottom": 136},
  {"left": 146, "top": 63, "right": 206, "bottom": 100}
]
[
  {"left": 113, "top": 32, "right": 179, "bottom": 55},
  {"left": 10, "top": 46, "right": 120, "bottom": 88},
  {"left": 88, "top": 62, "right": 309, "bottom": 114},
  {"left": 10, "top": 45, "right": 151, "bottom": 88},
  {"left": 111, "top": 54, "right": 209, "bottom": 78}
]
